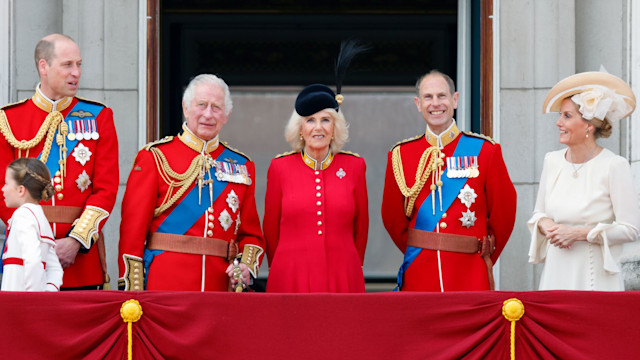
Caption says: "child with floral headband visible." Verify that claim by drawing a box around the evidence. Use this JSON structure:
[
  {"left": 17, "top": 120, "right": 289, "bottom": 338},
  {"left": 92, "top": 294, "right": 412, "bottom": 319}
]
[{"left": 1, "top": 158, "right": 62, "bottom": 291}]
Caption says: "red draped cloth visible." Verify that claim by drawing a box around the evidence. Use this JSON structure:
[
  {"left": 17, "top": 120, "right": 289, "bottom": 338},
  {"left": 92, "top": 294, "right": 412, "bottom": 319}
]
[{"left": 0, "top": 291, "right": 638, "bottom": 359}]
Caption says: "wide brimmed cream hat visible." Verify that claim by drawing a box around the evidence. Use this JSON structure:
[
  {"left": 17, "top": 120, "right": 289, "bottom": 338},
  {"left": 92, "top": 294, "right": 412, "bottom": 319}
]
[{"left": 542, "top": 71, "right": 636, "bottom": 122}]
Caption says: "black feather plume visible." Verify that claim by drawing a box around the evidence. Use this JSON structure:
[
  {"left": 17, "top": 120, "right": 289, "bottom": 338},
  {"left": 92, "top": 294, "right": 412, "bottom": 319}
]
[{"left": 334, "top": 40, "right": 370, "bottom": 95}]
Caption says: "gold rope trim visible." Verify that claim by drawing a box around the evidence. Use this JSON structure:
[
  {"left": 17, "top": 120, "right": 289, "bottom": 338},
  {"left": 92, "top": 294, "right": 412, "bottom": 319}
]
[
  {"left": 502, "top": 298, "right": 525, "bottom": 360},
  {"left": 150, "top": 147, "right": 205, "bottom": 217},
  {"left": 0, "top": 109, "right": 63, "bottom": 161},
  {"left": 391, "top": 145, "right": 440, "bottom": 217},
  {"left": 120, "top": 299, "right": 143, "bottom": 360}
]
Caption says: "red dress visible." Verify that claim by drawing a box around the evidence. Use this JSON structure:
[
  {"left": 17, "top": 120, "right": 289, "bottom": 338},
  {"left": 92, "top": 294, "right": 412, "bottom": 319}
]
[
  {"left": 118, "top": 126, "right": 265, "bottom": 291},
  {"left": 264, "top": 151, "right": 369, "bottom": 293},
  {"left": 382, "top": 123, "right": 517, "bottom": 291},
  {"left": 0, "top": 90, "right": 119, "bottom": 288}
]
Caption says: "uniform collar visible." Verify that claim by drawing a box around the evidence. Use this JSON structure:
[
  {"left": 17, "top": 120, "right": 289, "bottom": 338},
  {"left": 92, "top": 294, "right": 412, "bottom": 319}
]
[
  {"left": 178, "top": 123, "right": 219, "bottom": 154},
  {"left": 425, "top": 120, "right": 460, "bottom": 148},
  {"left": 302, "top": 149, "right": 334, "bottom": 170},
  {"left": 32, "top": 83, "right": 73, "bottom": 113}
]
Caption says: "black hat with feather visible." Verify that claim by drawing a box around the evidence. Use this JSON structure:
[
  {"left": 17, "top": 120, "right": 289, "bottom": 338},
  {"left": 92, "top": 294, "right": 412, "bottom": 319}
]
[{"left": 295, "top": 40, "right": 369, "bottom": 116}]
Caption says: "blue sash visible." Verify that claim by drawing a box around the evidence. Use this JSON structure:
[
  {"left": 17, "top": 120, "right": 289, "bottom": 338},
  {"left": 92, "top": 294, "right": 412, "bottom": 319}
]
[
  {"left": 143, "top": 147, "right": 248, "bottom": 287},
  {"left": 40, "top": 100, "right": 104, "bottom": 176},
  {"left": 395, "top": 134, "right": 484, "bottom": 290}
]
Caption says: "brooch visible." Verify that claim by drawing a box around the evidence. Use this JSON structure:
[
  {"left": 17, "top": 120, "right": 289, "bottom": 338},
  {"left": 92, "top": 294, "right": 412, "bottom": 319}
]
[
  {"left": 336, "top": 168, "right": 346, "bottom": 179},
  {"left": 75, "top": 170, "right": 92, "bottom": 192},
  {"left": 72, "top": 143, "right": 92, "bottom": 166},
  {"left": 457, "top": 184, "right": 477, "bottom": 208},
  {"left": 226, "top": 190, "right": 239, "bottom": 213},
  {"left": 219, "top": 209, "right": 233, "bottom": 231},
  {"left": 459, "top": 209, "right": 477, "bottom": 228}
]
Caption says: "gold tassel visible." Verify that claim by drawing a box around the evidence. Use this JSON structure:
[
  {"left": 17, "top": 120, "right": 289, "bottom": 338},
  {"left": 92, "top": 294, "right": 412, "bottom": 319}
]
[
  {"left": 120, "top": 299, "right": 143, "bottom": 360},
  {"left": 502, "top": 298, "right": 525, "bottom": 360}
]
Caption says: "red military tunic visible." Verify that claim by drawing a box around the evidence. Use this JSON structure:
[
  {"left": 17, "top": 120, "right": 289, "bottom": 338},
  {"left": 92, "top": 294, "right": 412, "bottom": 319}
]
[
  {"left": 382, "top": 122, "right": 516, "bottom": 291},
  {"left": 0, "top": 88, "right": 119, "bottom": 288},
  {"left": 264, "top": 151, "right": 369, "bottom": 293},
  {"left": 118, "top": 124, "right": 265, "bottom": 291}
]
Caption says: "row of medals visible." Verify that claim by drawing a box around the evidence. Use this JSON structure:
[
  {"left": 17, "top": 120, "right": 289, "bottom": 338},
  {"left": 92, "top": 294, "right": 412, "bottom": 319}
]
[
  {"left": 446, "top": 156, "right": 479, "bottom": 178},
  {"left": 66, "top": 120, "right": 100, "bottom": 141}
]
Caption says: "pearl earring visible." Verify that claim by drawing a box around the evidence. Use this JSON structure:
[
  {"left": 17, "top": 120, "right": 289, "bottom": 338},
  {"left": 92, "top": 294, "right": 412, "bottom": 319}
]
[
  {"left": 586, "top": 129, "right": 589, "bottom": 138},
  {"left": 299, "top": 133, "right": 303, "bottom": 140}
]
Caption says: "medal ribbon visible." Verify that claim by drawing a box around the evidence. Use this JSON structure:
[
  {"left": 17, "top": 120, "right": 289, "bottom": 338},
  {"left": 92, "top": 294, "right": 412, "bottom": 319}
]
[{"left": 396, "top": 134, "right": 485, "bottom": 290}]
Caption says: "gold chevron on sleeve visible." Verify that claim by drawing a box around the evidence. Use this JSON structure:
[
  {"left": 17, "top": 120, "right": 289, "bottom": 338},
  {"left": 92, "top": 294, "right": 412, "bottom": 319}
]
[
  {"left": 119, "top": 254, "right": 144, "bottom": 291},
  {"left": 69, "top": 206, "right": 109, "bottom": 249},
  {"left": 240, "top": 245, "right": 264, "bottom": 279}
]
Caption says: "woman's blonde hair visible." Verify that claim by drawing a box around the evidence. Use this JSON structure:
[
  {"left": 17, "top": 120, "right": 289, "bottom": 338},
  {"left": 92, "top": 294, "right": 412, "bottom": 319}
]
[
  {"left": 284, "top": 108, "right": 349, "bottom": 153},
  {"left": 8, "top": 158, "right": 54, "bottom": 202}
]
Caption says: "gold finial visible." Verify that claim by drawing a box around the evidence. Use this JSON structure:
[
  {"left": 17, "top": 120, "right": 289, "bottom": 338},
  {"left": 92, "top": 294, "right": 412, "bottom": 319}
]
[
  {"left": 502, "top": 298, "right": 525, "bottom": 321},
  {"left": 335, "top": 94, "right": 344, "bottom": 105},
  {"left": 121, "top": 299, "right": 143, "bottom": 323}
]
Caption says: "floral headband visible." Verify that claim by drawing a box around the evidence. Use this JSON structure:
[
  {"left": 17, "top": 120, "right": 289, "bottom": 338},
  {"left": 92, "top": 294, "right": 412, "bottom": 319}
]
[{"left": 571, "top": 85, "right": 633, "bottom": 123}]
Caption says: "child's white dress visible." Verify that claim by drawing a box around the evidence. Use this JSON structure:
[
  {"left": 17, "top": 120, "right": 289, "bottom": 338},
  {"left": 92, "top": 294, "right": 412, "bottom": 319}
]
[{"left": 2, "top": 203, "right": 63, "bottom": 291}]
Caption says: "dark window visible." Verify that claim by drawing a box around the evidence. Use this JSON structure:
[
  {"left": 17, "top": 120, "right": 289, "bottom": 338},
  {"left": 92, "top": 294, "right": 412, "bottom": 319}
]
[{"left": 160, "top": 1, "right": 458, "bottom": 136}]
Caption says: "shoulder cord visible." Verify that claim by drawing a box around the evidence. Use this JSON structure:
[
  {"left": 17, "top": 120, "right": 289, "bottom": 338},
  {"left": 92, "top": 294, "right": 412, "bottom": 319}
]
[
  {"left": 391, "top": 146, "right": 440, "bottom": 217},
  {"left": 0, "top": 110, "right": 64, "bottom": 162},
  {"left": 150, "top": 147, "right": 205, "bottom": 217}
]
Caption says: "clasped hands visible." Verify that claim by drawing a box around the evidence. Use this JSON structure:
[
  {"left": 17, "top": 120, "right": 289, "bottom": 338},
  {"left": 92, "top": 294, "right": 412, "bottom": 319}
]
[{"left": 538, "top": 218, "right": 591, "bottom": 249}]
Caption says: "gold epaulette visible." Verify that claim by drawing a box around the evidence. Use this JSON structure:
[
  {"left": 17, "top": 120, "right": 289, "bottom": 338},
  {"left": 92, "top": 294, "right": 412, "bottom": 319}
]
[
  {"left": 462, "top": 131, "right": 496, "bottom": 145},
  {"left": 221, "top": 141, "right": 251, "bottom": 161},
  {"left": 75, "top": 96, "right": 107, "bottom": 108},
  {"left": 339, "top": 150, "right": 361, "bottom": 157},
  {"left": 0, "top": 98, "right": 29, "bottom": 110},
  {"left": 141, "top": 136, "right": 173, "bottom": 151},
  {"left": 275, "top": 150, "right": 297, "bottom": 158},
  {"left": 390, "top": 133, "right": 425, "bottom": 151}
]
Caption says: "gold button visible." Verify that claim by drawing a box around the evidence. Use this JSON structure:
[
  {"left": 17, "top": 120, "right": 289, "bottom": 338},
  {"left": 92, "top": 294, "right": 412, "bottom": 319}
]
[
  {"left": 440, "top": 222, "right": 447, "bottom": 229},
  {"left": 316, "top": 201, "right": 321, "bottom": 206},
  {"left": 316, "top": 192, "right": 321, "bottom": 197},
  {"left": 57, "top": 193, "right": 64, "bottom": 200},
  {"left": 318, "top": 230, "right": 323, "bottom": 235},
  {"left": 208, "top": 207, "right": 214, "bottom": 213},
  {"left": 315, "top": 171, "right": 320, "bottom": 175},
  {"left": 316, "top": 185, "right": 321, "bottom": 190},
  {"left": 315, "top": 178, "right": 321, "bottom": 183},
  {"left": 317, "top": 211, "right": 322, "bottom": 216},
  {"left": 208, "top": 215, "right": 215, "bottom": 221},
  {"left": 55, "top": 170, "right": 61, "bottom": 176},
  {"left": 207, "top": 230, "right": 213, "bottom": 237},
  {"left": 442, "top": 213, "right": 447, "bottom": 219},
  {"left": 53, "top": 177, "right": 61, "bottom": 184},
  {"left": 317, "top": 221, "right": 322, "bottom": 226},
  {"left": 55, "top": 185, "right": 62, "bottom": 191},
  {"left": 208, "top": 222, "right": 214, "bottom": 229}
]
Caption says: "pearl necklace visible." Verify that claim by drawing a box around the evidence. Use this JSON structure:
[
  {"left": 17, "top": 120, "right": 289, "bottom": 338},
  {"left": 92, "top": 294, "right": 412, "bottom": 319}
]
[{"left": 568, "top": 146, "right": 598, "bottom": 178}]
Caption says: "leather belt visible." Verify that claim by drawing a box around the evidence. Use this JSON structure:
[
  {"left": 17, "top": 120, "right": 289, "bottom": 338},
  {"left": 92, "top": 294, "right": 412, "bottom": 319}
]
[
  {"left": 42, "top": 205, "right": 83, "bottom": 224},
  {"left": 147, "top": 232, "right": 238, "bottom": 261},
  {"left": 407, "top": 228, "right": 496, "bottom": 290}
]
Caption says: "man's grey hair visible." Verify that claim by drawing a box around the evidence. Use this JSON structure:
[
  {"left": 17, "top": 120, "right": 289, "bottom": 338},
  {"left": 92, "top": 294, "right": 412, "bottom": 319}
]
[{"left": 182, "top": 74, "right": 233, "bottom": 116}]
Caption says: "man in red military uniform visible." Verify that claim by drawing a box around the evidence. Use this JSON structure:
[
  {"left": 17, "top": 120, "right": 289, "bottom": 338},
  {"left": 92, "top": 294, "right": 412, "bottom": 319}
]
[
  {"left": 118, "top": 74, "right": 264, "bottom": 291},
  {"left": 382, "top": 70, "right": 516, "bottom": 291},
  {"left": 0, "top": 34, "right": 119, "bottom": 289}
]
